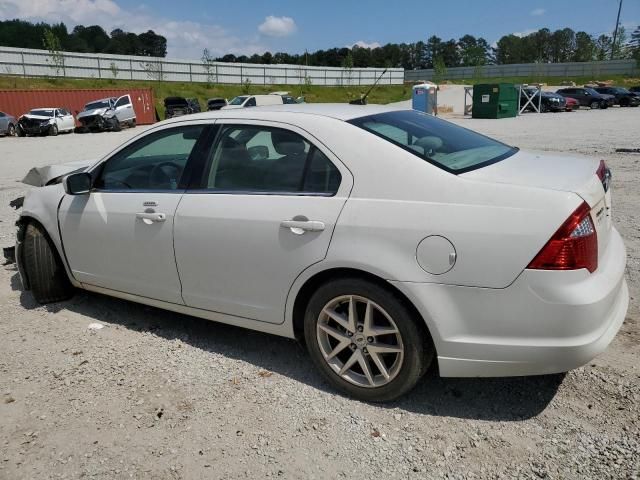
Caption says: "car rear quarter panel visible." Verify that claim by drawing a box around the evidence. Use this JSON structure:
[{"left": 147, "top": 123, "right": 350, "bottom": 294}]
[{"left": 308, "top": 120, "right": 582, "bottom": 290}]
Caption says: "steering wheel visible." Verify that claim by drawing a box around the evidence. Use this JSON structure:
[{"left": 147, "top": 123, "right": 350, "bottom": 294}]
[{"left": 149, "top": 162, "right": 181, "bottom": 189}]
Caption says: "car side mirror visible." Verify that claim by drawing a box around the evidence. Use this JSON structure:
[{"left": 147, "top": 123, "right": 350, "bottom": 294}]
[{"left": 63, "top": 172, "right": 92, "bottom": 195}]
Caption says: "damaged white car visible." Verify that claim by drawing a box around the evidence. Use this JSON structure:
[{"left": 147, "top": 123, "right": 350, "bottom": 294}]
[
  {"left": 17, "top": 107, "right": 75, "bottom": 137},
  {"left": 6, "top": 105, "right": 628, "bottom": 401}
]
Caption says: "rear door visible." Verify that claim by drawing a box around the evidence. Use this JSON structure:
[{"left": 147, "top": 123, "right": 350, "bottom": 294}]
[
  {"left": 174, "top": 120, "right": 353, "bottom": 324},
  {"left": 115, "top": 95, "right": 135, "bottom": 122},
  {"left": 59, "top": 123, "right": 211, "bottom": 303}
]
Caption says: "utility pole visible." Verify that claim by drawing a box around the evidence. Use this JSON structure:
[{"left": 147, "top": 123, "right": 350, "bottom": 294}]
[{"left": 611, "top": 0, "right": 623, "bottom": 59}]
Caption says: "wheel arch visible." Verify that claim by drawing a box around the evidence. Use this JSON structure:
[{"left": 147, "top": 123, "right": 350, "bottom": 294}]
[{"left": 289, "top": 266, "right": 438, "bottom": 356}]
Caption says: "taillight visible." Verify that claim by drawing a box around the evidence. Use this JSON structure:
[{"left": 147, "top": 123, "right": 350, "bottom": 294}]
[
  {"left": 596, "top": 160, "right": 611, "bottom": 192},
  {"left": 528, "top": 202, "right": 598, "bottom": 273}
]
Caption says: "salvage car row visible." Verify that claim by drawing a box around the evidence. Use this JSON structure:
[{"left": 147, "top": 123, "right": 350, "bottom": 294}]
[
  {"left": 521, "top": 85, "right": 640, "bottom": 113},
  {"left": 1, "top": 92, "right": 304, "bottom": 137}
]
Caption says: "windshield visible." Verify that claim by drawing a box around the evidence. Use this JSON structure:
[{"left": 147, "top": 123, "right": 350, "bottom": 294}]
[
  {"left": 84, "top": 100, "right": 111, "bottom": 110},
  {"left": 29, "top": 109, "right": 54, "bottom": 117},
  {"left": 228, "top": 96, "right": 248, "bottom": 106},
  {"left": 348, "top": 110, "right": 517, "bottom": 174}
]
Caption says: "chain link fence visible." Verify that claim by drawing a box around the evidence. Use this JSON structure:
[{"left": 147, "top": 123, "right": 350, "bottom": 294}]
[{"left": 0, "top": 46, "right": 404, "bottom": 86}]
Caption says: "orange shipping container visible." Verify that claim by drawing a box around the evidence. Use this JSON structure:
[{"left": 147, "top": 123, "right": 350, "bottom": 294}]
[{"left": 0, "top": 88, "right": 156, "bottom": 125}]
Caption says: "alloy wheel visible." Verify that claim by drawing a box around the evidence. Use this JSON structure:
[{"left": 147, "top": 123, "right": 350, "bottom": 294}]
[{"left": 316, "top": 295, "right": 404, "bottom": 388}]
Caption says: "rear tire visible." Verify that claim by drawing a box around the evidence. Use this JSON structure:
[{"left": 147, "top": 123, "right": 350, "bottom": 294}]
[
  {"left": 590, "top": 101, "right": 599, "bottom": 109},
  {"left": 22, "top": 222, "right": 74, "bottom": 304},
  {"left": 304, "top": 277, "right": 433, "bottom": 402}
]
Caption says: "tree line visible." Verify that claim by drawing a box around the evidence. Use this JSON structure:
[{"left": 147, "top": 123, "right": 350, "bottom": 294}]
[
  {"left": 218, "top": 27, "right": 640, "bottom": 69},
  {"left": 1, "top": 19, "right": 639, "bottom": 69},
  {"left": 0, "top": 19, "right": 167, "bottom": 57}
]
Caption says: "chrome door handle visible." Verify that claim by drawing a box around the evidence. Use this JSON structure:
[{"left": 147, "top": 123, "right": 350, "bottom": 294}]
[
  {"left": 280, "top": 219, "right": 325, "bottom": 235},
  {"left": 136, "top": 212, "right": 166, "bottom": 223}
]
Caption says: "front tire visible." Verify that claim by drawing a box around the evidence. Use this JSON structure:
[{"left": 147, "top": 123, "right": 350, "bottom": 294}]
[
  {"left": 22, "top": 222, "right": 74, "bottom": 304},
  {"left": 49, "top": 124, "right": 58, "bottom": 136},
  {"left": 16, "top": 125, "right": 25, "bottom": 137},
  {"left": 590, "top": 101, "right": 599, "bottom": 109},
  {"left": 7, "top": 123, "right": 15, "bottom": 136},
  {"left": 304, "top": 278, "right": 432, "bottom": 402}
]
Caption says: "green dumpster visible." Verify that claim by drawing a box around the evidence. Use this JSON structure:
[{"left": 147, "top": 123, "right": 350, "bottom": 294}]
[{"left": 472, "top": 83, "right": 518, "bottom": 119}]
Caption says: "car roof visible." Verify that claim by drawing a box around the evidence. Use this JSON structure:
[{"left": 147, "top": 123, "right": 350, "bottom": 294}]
[{"left": 161, "top": 103, "right": 402, "bottom": 124}]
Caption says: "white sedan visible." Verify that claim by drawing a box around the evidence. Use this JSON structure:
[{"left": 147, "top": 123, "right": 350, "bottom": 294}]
[{"left": 11, "top": 104, "right": 628, "bottom": 401}]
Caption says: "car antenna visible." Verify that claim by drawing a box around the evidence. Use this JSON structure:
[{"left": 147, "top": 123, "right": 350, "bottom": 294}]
[{"left": 349, "top": 68, "right": 388, "bottom": 105}]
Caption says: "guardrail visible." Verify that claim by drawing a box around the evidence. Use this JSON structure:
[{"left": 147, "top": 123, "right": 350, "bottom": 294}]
[
  {"left": 0, "top": 46, "right": 404, "bottom": 86},
  {"left": 405, "top": 59, "right": 639, "bottom": 82}
]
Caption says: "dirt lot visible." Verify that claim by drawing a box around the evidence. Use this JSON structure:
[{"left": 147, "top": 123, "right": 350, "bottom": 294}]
[{"left": 1, "top": 108, "right": 639, "bottom": 480}]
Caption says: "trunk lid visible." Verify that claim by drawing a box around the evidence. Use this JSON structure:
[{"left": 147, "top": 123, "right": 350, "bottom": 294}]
[{"left": 462, "top": 149, "right": 612, "bottom": 260}]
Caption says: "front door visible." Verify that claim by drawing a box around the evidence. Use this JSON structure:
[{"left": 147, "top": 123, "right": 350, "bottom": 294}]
[
  {"left": 174, "top": 121, "right": 352, "bottom": 324},
  {"left": 115, "top": 95, "right": 135, "bottom": 122},
  {"left": 58, "top": 124, "right": 208, "bottom": 303}
]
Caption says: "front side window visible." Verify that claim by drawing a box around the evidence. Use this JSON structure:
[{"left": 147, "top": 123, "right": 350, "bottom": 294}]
[
  {"left": 349, "top": 110, "right": 517, "bottom": 174},
  {"left": 115, "top": 96, "right": 130, "bottom": 107},
  {"left": 95, "top": 125, "right": 204, "bottom": 191},
  {"left": 204, "top": 125, "right": 340, "bottom": 194}
]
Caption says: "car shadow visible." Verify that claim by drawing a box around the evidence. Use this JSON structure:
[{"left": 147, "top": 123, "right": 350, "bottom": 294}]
[{"left": 9, "top": 270, "right": 564, "bottom": 420}]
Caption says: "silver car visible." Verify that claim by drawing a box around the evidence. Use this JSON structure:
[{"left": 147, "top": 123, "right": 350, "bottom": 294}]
[{"left": 0, "top": 110, "right": 17, "bottom": 136}]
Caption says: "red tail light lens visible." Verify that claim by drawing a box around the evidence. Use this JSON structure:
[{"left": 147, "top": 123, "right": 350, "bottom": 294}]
[
  {"left": 596, "top": 160, "right": 611, "bottom": 192},
  {"left": 528, "top": 202, "right": 598, "bottom": 273}
]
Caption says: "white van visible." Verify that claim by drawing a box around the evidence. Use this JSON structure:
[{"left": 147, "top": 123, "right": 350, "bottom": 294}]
[{"left": 222, "top": 94, "right": 284, "bottom": 109}]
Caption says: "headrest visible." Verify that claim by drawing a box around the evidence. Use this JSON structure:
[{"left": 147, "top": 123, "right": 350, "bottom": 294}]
[{"left": 271, "top": 130, "right": 305, "bottom": 156}]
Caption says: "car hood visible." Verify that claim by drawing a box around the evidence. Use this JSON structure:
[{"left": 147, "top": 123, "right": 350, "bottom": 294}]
[
  {"left": 461, "top": 149, "right": 603, "bottom": 207},
  {"left": 77, "top": 108, "right": 109, "bottom": 118},
  {"left": 21, "top": 114, "right": 53, "bottom": 121},
  {"left": 22, "top": 159, "right": 94, "bottom": 187}
]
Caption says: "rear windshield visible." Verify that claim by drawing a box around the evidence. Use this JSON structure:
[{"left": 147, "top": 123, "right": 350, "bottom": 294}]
[{"left": 348, "top": 110, "right": 517, "bottom": 173}]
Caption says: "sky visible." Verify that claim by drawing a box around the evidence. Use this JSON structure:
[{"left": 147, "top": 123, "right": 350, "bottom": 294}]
[{"left": 0, "top": 0, "right": 638, "bottom": 59}]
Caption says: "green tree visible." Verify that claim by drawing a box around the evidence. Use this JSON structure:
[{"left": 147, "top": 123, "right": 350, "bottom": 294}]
[
  {"left": 573, "top": 32, "right": 595, "bottom": 62},
  {"left": 594, "top": 34, "right": 612, "bottom": 60},
  {"left": 43, "top": 28, "right": 64, "bottom": 77}
]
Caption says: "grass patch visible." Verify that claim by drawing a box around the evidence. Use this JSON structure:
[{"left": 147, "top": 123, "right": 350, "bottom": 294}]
[{"left": 0, "top": 76, "right": 411, "bottom": 119}]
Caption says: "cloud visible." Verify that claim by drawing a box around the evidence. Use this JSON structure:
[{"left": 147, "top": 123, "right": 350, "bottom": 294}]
[
  {"left": 513, "top": 29, "right": 537, "bottom": 38},
  {"left": 0, "top": 0, "right": 267, "bottom": 58},
  {"left": 349, "top": 40, "right": 382, "bottom": 49},
  {"left": 530, "top": 8, "right": 545, "bottom": 16},
  {"left": 258, "top": 16, "right": 297, "bottom": 37}
]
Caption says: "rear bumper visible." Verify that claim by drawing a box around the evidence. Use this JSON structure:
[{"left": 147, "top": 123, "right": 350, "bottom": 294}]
[{"left": 393, "top": 227, "right": 628, "bottom": 377}]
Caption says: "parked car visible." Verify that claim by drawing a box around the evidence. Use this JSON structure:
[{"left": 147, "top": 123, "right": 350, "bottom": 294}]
[
  {"left": 270, "top": 91, "right": 300, "bottom": 104},
  {"left": 629, "top": 86, "right": 640, "bottom": 94},
  {"left": 0, "top": 110, "right": 17, "bottom": 136},
  {"left": 207, "top": 98, "right": 227, "bottom": 111},
  {"left": 17, "top": 108, "right": 75, "bottom": 136},
  {"left": 519, "top": 88, "right": 566, "bottom": 112},
  {"left": 556, "top": 87, "right": 613, "bottom": 109},
  {"left": 222, "top": 94, "right": 284, "bottom": 109},
  {"left": 564, "top": 96, "right": 579, "bottom": 111},
  {"left": 76, "top": 95, "right": 136, "bottom": 132},
  {"left": 8, "top": 105, "right": 627, "bottom": 402},
  {"left": 593, "top": 87, "right": 640, "bottom": 107},
  {"left": 164, "top": 97, "right": 201, "bottom": 118}
]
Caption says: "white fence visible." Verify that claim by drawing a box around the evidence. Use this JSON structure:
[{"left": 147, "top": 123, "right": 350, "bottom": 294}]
[
  {"left": 405, "top": 59, "right": 639, "bottom": 82},
  {"left": 0, "top": 46, "right": 404, "bottom": 86}
]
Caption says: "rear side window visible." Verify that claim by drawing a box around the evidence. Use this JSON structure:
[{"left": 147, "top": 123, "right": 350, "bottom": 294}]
[
  {"left": 245, "top": 97, "right": 257, "bottom": 107},
  {"left": 348, "top": 110, "right": 517, "bottom": 174},
  {"left": 204, "top": 125, "right": 340, "bottom": 195}
]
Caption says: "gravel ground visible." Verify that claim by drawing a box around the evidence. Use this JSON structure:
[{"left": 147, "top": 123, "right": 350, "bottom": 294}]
[{"left": 0, "top": 109, "right": 639, "bottom": 480}]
